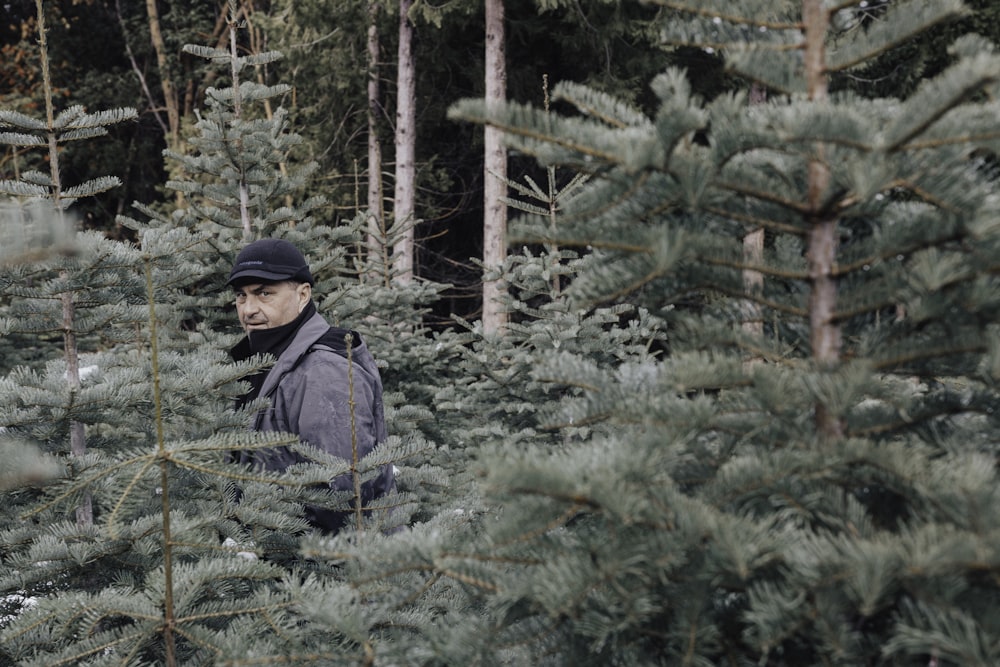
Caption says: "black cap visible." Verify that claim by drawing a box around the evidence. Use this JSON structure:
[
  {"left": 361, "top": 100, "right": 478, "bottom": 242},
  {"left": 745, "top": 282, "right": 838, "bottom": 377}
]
[{"left": 227, "top": 238, "right": 314, "bottom": 286}]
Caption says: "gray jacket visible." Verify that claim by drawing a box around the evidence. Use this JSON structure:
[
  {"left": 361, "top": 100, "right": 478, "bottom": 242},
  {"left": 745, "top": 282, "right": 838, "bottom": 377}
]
[{"left": 244, "top": 311, "right": 395, "bottom": 528}]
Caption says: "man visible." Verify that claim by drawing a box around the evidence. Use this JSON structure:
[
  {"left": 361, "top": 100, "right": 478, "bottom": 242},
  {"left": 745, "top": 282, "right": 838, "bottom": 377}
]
[{"left": 227, "top": 237, "right": 395, "bottom": 533}]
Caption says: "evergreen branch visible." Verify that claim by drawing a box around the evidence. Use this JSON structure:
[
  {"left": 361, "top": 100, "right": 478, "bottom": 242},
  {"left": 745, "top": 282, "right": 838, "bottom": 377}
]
[
  {"left": 56, "top": 127, "right": 107, "bottom": 142},
  {"left": 650, "top": 0, "right": 801, "bottom": 31},
  {"left": 391, "top": 571, "right": 444, "bottom": 609},
  {"left": 537, "top": 409, "right": 615, "bottom": 431},
  {"left": 491, "top": 502, "right": 588, "bottom": 550},
  {"left": 52, "top": 106, "right": 136, "bottom": 130},
  {"left": 175, "top": 599, "right": 295, "bottom": 625},
  {"left": 340, "top": 554, "right": 526, "bottom": 592},
  {"left": 0, "top": 109, "right": 48, "bottom": 130},
  {"left": 435, "top": 566, "right": 499, "bottom": 592},
  {"left": 553, "top": 81, "right": 651, "bottom": 129},
  {"left": 724, "top": 287, "right": 807, "bottom": 319},
  {"left": 701, "top": 204, "right": 807, "bottom": 236},
  {"left": 699, "top": 252, "right": 809, "bottom": 281},
  {"left": 80, "top": 604, "right": 162, "bottom": 627},
  {"left": 33, "top": 628, "right": 151, "bottom": 667},
  {"left": 513, "top": 169, "right": 656, "bottom": 241},
  {"left": 903, "top": 129, "right": 1000, "bottom": 151},
  {"left": 827, "top": 0, "right": 966, "bottom": 71},
  {"left": 19, "top": 451, "right": 156, "bottom": 519},
  {"left": 181, "top": 44, "right": 231, "bottom": 61},
  {"left": 731, "top": 130, "right": 874, "bottom": 156},
  {"left": 0, "top": 179, "right": 49, "bottom": 197},
  {"left": 217, "top": 648, "right": 372, "bottom": 666},
  {"left": 850, "top": 404, "right": 976, "bottom": 439},
  {"left": 883, "top": 58, "right": 1000, "bottom": 152},
  {"left": 168, "top": 457, "right": 286, "bottom": 483},
  {"left": 658, "top": 37, "right": 801, "bottom": 54},
  {"left": 440, "top": 550, "right": 546, "bottom": 567},
  {"left": 725, "top": 47, "right": 809, "bottom": 96},
  {"left": 62, "top": 176, "right": 123, "bottom": 198},
  {"left": 506, "top": 173, "right": 548, "bottom": 200},
  {"left": 669, "top": 278, "right": 811, "bottom": 319},
  {"left": 262, "top": 606, "right": 296, "bottom": 643},
  {"left": 105, "top": 457, "right": 158, "bottom": 536},
  {"left": 868, "top": 342, "right": 986, "bottom": 372},
  {"left": 832, "top": 229, "right": 964, "bottom": 280},
  {"left": 168, "top": 624, "right": 221, "bottom": 661},
  {"left": 0, "top": 607, "right": 60, "bottom": 645},
  {"left": 448, "top": 100, "right": 654, "bottom": 171},
  {"left": 0, "top": 131, "right": 45, "bottom": 146},
  {"left": 713, "top": 178, "right": 815, "bottom": 216}
]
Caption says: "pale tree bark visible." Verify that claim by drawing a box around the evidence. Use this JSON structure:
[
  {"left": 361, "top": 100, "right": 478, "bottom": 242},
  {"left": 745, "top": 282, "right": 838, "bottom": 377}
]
[
  {"left": 367, "top": 1, "right": 388, "bottom": 283},
  {"left": 742, "top": 83, "right": 767, "bottom": 357},
  {"left": 145, "top": 0, "right": 181, "bottom": 151},
  {"left": 802, "top": 0, "right": 843, "bottom": 438},
  {"left": 482, "top": 0, "right": 508, "bottom": 334},
  {"left": 225, "top": 11, "right": 254, "bottom": 240},
  {"left": 393, "top": 0, "right": 417, "bottom": 285},
  {"left": 244, "top": 1, "right": 295, "bottom": 214}
]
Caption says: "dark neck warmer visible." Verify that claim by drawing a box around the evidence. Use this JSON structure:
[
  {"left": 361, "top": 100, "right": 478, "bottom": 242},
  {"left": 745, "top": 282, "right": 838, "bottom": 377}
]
[{"left": 231, "top": 301, "right": 317, "bottom": 407}]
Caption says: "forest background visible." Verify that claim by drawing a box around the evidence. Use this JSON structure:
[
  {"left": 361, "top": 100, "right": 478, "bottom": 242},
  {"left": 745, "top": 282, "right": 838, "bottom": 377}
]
[
  {"left": 1, "top": 0, "right": 688, "bottom": 327},
  {"left": 2, "top": 0, "right": 1000, "bottom": 665}
]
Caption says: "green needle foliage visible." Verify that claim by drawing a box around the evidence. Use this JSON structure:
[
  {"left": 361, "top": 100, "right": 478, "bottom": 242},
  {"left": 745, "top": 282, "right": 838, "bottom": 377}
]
[
  {"left": 447, "top": 0, "right": 1000, "bottom": 664},
  {"left": 5, "top": 0, "right": 1000, "bottom": 665},
  {"left": 0, "top": 4, "right": 426, "bottom": 665}
]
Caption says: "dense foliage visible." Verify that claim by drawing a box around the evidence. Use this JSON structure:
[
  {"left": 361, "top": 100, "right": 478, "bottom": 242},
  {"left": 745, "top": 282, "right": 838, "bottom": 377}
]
[{"left": 2, "top": 0, "right": 1000, "bottom": 665}]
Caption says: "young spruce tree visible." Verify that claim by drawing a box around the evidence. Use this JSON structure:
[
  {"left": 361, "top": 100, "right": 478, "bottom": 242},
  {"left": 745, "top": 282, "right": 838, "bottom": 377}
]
[
  {"left": 448, "top": 0, "right": 1000, "bottom": 664},
  {"left": 0, "top": 4, "right": 424, "bottom": 664}
]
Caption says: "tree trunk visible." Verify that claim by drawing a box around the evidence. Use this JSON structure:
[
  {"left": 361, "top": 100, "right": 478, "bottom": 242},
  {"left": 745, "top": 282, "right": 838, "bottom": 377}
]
[
  {"left": 35, "top": 0, "right": 92, "bottom": 526},
  {"left": 366, "top": 0, "right": 387, "bottom": 283},
  {"left": 742, "top": 83, "right": 767, "bottom": 350},
  {"left": 803, "top": 0, "right": 842, "bottom": 438},
  {"left": 225, "top": 12, "right": 253, "bottom": 240},
  {"left": 145, "top": 0, "right": 181, "bottom": 151},
  {"left": 393, "top": 0, "right": 417, "bottom": 285},
  {"left": 482, "top": 0, "right": 508, "bottom": 334}
]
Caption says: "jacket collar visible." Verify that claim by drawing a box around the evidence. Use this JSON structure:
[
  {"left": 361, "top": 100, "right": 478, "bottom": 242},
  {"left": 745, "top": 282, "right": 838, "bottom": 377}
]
[{"left": 256, "top": 310, "right": 330, "bottom": 399}]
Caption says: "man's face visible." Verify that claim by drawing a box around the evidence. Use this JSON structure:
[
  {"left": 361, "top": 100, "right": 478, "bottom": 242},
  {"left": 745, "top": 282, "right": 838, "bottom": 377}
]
[{"left": 233, "top": 281, "right": 311, "bottom": 332}]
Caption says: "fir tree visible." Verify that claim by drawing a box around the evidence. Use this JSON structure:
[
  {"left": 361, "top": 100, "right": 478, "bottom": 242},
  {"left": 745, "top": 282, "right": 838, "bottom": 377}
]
[
  {"left": 0, "top": 5, "right": 428, "bottom": 664},
  {"left": 448, "top": 0, "right": 1000, "bottom": 664},
  {"left": 0, "top": 10, "right": 298, "bottom": 659}
]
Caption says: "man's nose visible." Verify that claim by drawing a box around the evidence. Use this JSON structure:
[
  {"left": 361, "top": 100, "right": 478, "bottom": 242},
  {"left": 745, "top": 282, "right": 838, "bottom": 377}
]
[{"left": 241, "top": 295, "right": 261, "bottom": 313}]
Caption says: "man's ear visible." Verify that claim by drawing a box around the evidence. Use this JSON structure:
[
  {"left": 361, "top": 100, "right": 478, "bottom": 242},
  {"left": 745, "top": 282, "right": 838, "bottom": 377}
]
[{"left": 297, "top": 282, "right": 312, "bottom": 311}]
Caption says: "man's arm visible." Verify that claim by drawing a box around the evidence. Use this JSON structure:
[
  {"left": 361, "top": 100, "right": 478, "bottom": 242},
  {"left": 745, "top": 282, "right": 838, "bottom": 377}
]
[{"left": 277, "top": 351, "right": 392, "bottom": 494}]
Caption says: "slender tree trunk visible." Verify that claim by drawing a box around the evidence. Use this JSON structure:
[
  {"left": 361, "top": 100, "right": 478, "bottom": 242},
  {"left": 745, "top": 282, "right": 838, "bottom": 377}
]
[
  {"left": 367, "top": 1, "right": 387, "bottom": 283},
  {"left": 225, "top": 11, "right": 253, "bottom": 240},
  {"left": 145, "top": 0, "right": 181, "bottom": 151},
  {"left": 143, "top": 258, "right": 177, "bottom": 667},
  {"left": 483, "top": 0, "right": 508, "bottom": 334},
  {"left": 742, "top": 228, "right": 764, "bottom": 334},
  {"left": 742, "top": 83, "right": 767, "bottom": 355},
  {"left": 393, "top": 0, "right": 417, "bottom": 285},
  {"left": 35, "top": 0, "right": 92, "bottom": 527},
  {"left": 115, "top": 0, "right": 168, "bottom": 139},
  {"left": 803, "top": 0, "right": 842, "bottom": 438},
  {"left": 244, "top": 1, "right": 295, "bottom": 214}
]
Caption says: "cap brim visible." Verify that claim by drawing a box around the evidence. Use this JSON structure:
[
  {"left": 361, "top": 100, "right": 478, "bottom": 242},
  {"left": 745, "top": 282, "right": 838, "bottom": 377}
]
[{"left": 226, "top": 269, "right": 296, "bottom": 286}]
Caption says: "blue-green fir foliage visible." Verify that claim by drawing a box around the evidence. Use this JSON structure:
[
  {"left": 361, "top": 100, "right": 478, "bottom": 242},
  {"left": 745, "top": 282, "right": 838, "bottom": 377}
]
[
  {"left": 5, "top": 0, "right": 1000, "bottom": 665},
  {"left": 0, "top": 6, "right": 428, "bottom": 664},
  {"left": 446, "top": 1, "right": 1000, "bottom": 664}
]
